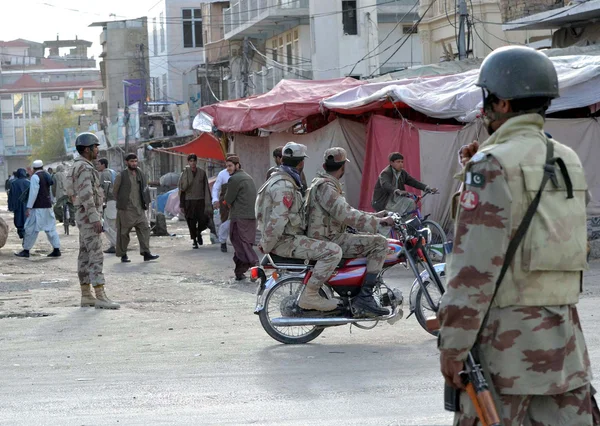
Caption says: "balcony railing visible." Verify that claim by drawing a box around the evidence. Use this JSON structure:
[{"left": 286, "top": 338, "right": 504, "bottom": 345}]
[{"left": 224, "top": 0, "right": 309, "bottom": 37}]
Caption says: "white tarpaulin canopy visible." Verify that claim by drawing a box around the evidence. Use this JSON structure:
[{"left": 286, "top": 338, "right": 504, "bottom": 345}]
[{"left": 322, "top": 55, "right": 600, "bottom": 122}]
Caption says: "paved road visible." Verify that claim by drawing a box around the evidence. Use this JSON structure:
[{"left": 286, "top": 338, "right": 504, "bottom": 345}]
[{"left": 1, "top": 194, "right": 599, "bottom": 425}]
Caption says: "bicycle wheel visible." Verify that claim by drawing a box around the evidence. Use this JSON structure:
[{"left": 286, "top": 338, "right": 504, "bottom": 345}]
[
  {"left": 422, "top": 220, "right": 447, "bottom": 263},
  {"left": 414, "top": 266, "right": 446, "bottom": 336}
]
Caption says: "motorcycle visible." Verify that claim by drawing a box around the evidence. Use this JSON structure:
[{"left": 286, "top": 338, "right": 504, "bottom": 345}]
[{"left": 251, "top": 214, "right": 449, "bottom": 344}]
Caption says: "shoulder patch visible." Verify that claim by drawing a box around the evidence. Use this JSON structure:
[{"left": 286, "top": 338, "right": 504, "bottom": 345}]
[
  {"left": 282, "top": 194, "right": 293, "bottom": 209},
  {"left": 466, "top": 172, "right": 486, "bottom": 188},
  {"left": 459, "top": 190, "right": 479, "bottom": 211}
]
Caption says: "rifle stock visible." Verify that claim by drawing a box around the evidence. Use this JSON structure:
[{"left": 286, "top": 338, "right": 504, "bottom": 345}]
[{"left": 464, "top": 353, "right": 501, "bottom": 426}]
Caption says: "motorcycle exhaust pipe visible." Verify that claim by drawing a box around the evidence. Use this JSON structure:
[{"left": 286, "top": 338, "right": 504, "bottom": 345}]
[{"left": 270, "top": 307, "right": 402, "bottom": 327}]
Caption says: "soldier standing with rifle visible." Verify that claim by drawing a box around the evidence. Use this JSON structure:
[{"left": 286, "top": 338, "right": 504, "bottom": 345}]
[{"left": 438, "top": 46, "right": 599, "bottom": 425}]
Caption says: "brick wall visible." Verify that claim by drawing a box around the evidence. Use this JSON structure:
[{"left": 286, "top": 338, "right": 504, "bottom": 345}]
[{"left": 498, "top": 0, "right": 565, "bottom": 23}]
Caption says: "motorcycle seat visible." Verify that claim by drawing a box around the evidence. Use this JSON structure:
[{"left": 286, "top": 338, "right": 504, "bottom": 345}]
[{"left": 262, "top": 253, "right": 346, "bottom": 268}]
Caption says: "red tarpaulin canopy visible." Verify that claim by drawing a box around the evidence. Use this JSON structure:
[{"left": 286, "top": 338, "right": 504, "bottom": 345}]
[
  {"left": 165, "top": 132, "right": 225, "bottom": 161},
  {"left": 199, "top": 78, "right": 364, "bottom": 133}
]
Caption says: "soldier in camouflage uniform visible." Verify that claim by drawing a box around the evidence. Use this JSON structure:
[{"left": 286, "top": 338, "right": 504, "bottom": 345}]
[
  {"left": 71, "top": 133, "right": 120, "bottom": 309},
  {"left": 256, "top": 142, "right": 341, "bottom": 312},
  {"left": 306, "top": 147, "right": 394, "bottom": 317},
  {"left": 438, "top": 46, "right": 598, "bottom": 425}
]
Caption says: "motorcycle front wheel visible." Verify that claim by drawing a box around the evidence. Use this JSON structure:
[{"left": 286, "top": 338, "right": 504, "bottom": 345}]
[
  {"left": 258, "top": 276, "right": 325, "bottom": 344},
  {"left": 414, "top": 265, "right": 446, "bottom": 336}
]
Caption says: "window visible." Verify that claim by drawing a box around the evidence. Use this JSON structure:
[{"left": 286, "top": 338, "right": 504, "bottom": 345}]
[
  {"left": 403, "top": 25, "right": 418, "bottom": 35},
  {"left": 13, "top": 94, "right": 23, "bottom": 119},
  {"left": 153, "top": 18, "right": 158, "bottom": 56},
  {"left": 271, "top": 40, "right": 278, "bottom": 62},
  {"left": 342, "top": 1, "right": 358, "bottom": 35},
  {"left": 160, "top": 13, "right": 165, "bottom": 52},
  {"left": 15, "top": 127, "right": 24, "bottom": 146},
  {"left": 286, "top": 33, "right": 293, "bottom": 72},
  {"left": 182, "top": 8, "right": 203, "bottom": 48},
  {"left": 162, "top": 74, "right": 167, "bottom": 100}
]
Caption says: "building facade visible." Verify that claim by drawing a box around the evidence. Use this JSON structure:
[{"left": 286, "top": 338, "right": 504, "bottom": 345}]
[
  {"left": 90, "top": 17, "right": 150, "bottom": 131},
  {"left": 221, "top": 0, "right": 423, "bottom": 98},
  {"left": 0, "top": 38, "right": 103, "bottom": 181},
  {"left": 148, "top": 0, "right": 215, "bottom": 105},
  {"left": 418, "top": 0, "right": 554, "bottom": 65}
]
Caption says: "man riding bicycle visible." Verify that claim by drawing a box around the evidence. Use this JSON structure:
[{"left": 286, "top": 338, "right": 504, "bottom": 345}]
[{"left": 372, "top": 152, "right": 438, "bottom": 215}]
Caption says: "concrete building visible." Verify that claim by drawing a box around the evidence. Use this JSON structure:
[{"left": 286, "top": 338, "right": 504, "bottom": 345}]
[
  {"left": 418, "top": 0, "right": 554, "bottom": 65},
  {"left": 221, "top": 0, "right": 423, "bottom": 98},
  {"left": 503, "top": 0, "right": 600, "bottom": 49},
  {"left": 0, "top": 38, "right": 103, "bottom": 181},
  {"left": 148, "top": 0, "right": 215, "bottom": 105},
  {"left": 90, "top": 17, "right": 150, "bottom": 130}
]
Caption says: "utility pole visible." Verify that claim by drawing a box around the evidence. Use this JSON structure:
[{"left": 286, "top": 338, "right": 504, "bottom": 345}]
[
  {"left": 242, "top": 37, "right": 250, "bottom": 98},
  {"left": 458, "top": 0, "right": 468, "bottom": 60}
]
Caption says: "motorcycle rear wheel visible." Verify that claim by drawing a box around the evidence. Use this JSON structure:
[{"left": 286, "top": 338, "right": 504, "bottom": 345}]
[
  {"left": 414, "top": 266, "right": 446, "bottom": 336},
  {"left": 259, "top": 276, "right": 325, "bottom": 344}
]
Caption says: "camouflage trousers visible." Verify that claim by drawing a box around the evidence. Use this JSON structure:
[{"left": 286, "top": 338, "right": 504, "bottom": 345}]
[
  {"left": 272, "top": 235, "right": 342, "bottom": 289},
  {"left": 331, "top": 233, "right": 388, "bottom": 273},
  {"left": 454, "top": 383, "right": 600, "bottom": 426},
  {"left": 76, "top": 210, "right": 105, "bottom": 287}
]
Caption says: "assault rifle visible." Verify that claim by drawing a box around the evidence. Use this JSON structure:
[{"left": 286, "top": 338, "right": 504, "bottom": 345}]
[{"left": 427, "top": 319, "right": 501, "bottom": 426}]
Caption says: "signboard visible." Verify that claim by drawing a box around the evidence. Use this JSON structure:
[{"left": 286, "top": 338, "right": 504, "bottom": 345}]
[
  {"left": 4, "top": 145, "right": 33, "bottom": 156},
  {"left": 124, "top": 79, "right": 146, "bottom": 115},
  {"left": 64, "top": 127, "right": 77, "bottom": 153}
]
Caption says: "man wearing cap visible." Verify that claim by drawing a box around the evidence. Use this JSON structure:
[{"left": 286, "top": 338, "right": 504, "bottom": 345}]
[
  {"left": 256, "top": 142, "right": 342, "bottom": 312},
  {"left": 71, "top": 132, "right": 120, "bottom": 309},
  {"left": 224, "top": 155, "right": 258, "bottom": 280},
  {"left": 307, "top": 147, "right": 395, "bottom": 317},
  {"left": 15, "top": 160, "right": 61, "bottom": 258},
  {"left": 113, "top": 153, "right": 159, "bottom": 263},
  {"left": 266, "top": 146, "right": 308, "bottom": 189}
]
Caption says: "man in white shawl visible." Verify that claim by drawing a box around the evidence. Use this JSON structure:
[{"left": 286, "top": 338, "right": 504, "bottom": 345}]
[{"left": 15, "top": 160, "right": 61, "bottom": 258}]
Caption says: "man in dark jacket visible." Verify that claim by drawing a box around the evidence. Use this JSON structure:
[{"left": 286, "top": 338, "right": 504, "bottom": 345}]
[
  {"left": 224, "top": 155, "right": 258, "bottom": 280},
  {"left": 8, "top": 168, "right": 30, "bottom": 239},
  {"left": 371, "top": 152, "right": 437, "bottom": 212},
  {"left": 113, "top": 154, "right": 159, "bottom": 263}
]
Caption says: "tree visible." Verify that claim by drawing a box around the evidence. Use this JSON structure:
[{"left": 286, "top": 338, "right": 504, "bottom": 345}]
[{"left": 29, "top": 106, "right": 77, "bottom": 163}]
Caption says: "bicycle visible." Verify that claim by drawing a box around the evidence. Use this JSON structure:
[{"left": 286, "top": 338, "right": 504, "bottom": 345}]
[{"left": 386, "top": 189, "right": 448, "bottom": 263}]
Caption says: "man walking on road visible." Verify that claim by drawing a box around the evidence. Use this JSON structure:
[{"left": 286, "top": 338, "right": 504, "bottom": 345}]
[
  {"left": 97, "top": 158, "right": 117, "bottom": 254},
  {"left": 15, "top": 160, "right": 61, "bottom": 258},
  {"left": 212, "top": 165, "right": 231, "bottom": 253},
  {"left": 113, "top": 153, "right": 159, "bottom": 263},
  {"left": 71, "top": 133, "right": 119, "bottom": 309},
  {"left": 224, "top": 155, "right": 258, "bottom": 280},
  {"left": 438, "top": 46, "right": 599, "bottom": 424},
  {"left": 178, "top": 154, "right": 211, "bottom": 249},
  {"left": 7, "top": 168, "right": 30, "bottom": 240},
  {"left": 52, "top": 164, "right": 75, "bottom": 226}
]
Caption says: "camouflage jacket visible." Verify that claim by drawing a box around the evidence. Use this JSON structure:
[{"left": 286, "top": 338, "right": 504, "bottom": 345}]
[
  {"left": 439, "top": 114, "right": 591, "bottom": 395},
  {"left": 71, "top": 157, "right": 103, "bottom": 224},
  {"left": 306, "top": 172, "right": 379, "bottom": 240},
  {"left": 255, "top": 171, "right": 305, "bottom": 254}
]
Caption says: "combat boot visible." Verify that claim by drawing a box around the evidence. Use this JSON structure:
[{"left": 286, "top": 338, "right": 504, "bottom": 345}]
[
  {"left": 94, "top": 285, "right": 120, "bottom": 310},
  {"left": 80, "top": 284, "right": 96, "bottom": 307},
  {"left": 352, "top": 273, "right": 390, "bottom": 318},
  {"left": 298, "top": 283, "right": 338, "bottom": 311}
]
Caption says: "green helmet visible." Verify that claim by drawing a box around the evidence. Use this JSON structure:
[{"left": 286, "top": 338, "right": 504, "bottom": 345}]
[
  {"left": 476, "top": 46, "right": 559, "bottom": 100},
  {"left": 75, "top": 132, "right": 100, "bottom": 147}
]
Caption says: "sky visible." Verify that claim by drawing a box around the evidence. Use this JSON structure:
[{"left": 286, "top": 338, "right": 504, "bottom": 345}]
[{"left": 0, "top": 1, "right": 153, "bottom": 65}]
